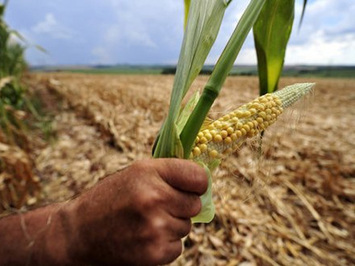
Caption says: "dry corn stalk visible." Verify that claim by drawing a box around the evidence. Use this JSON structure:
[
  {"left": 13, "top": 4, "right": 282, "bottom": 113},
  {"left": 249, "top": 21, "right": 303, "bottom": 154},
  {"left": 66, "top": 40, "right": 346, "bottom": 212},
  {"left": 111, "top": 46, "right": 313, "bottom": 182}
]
[{"left": 0, "top": 142, "right": 41, "bottom": 212}]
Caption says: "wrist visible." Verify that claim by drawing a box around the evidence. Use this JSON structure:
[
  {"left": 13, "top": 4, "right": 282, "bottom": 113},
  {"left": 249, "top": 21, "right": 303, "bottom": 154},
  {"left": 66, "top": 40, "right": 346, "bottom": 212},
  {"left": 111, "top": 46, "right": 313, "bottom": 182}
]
[{"left": 41, "top": 201, "right": 78, "bottom": 265}]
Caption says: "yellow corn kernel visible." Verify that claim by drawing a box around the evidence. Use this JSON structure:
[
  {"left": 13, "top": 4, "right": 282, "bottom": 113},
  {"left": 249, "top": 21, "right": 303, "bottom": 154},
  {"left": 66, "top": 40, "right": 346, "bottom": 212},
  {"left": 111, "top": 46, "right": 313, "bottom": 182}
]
[
  {"left": 242, "top": 124, "right": 250, "bottom": 132},
  {"left": 213, "top": 134, "right": 223, "bottom": 142},
  {"left": 231, "top": 133, "right": 238, "bottom": 141},
  {"left": 213, "top": 121, "right": 222, "bottom": 129},
  {"left": 231, "top": 117, "right": 239, "bottom": 123},
  {"left": 256, "top": 117, "right": 263, "bottom": 124},
  {"left": 210, "top": 129, "right": 217, "bottom": 136},
  {"left": 200, "top": 137, "right": 208, "bottom": 144},
  {"left": 227, "top": 127, "right": 234, "bottom": 134},
  {"left": 247, "top": 129, "right": 256, "bottom": 137},
  {"left": 221, "top": 130, "right": 228, "bottom": 138},
  {"left": 235, "top": 110, "right": 243, "bottom": 117},
  {"left": 199, "top": 143, "right": 208, "bottom": 152},
  {"left": 224, "top": 136, "right": 232, "bottom": 144},
  {"left": 222, "top": 114, "right": 230, "bottom": 121},
  {"left": 259, "top": 111, "right": 266, "bottom": 119},
  {"left": 241, "top": 111, "right": 251, "bottom": 118},
  {"left": 235, "top": 130, "right": 242, "bottom": 138},
  {"left": 236, "top": 122, "right": 243, "bottom": 130},
  {"left": 204, "top": 132, "right": 213, "bottom": 141},
  {"left": 209, "top": 149, "right": 219, "bottom": 158},
  {"left": 247, "top": 121, "right": 254, "bottom": 129},
  {"left": 193, "top": 147, "right": 201, "bottom": 157}
]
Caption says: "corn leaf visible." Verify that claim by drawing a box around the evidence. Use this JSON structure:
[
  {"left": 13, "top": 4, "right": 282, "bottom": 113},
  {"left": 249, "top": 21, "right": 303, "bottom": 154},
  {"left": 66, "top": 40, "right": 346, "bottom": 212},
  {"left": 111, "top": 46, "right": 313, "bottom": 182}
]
[
  {"left": 153, "top": 0, "right": 229, "bottom": 158},
  {"left": 180, "top": 0, "right": 266, "bottom": 159},
  {"left": 183, "top": 0, "right": 191, "bottom": 29},
  {"left": 253, "top": 0, "right": 295, "bottom": 95},
  {"left": 176, "top": 90, "right": 200, "bottom": 135},
  {"left": 191, "top": 162, "right": 215, "bottom": 223},
  {"left": 299, "top": 0, "right": 308, "bottom": 29}
]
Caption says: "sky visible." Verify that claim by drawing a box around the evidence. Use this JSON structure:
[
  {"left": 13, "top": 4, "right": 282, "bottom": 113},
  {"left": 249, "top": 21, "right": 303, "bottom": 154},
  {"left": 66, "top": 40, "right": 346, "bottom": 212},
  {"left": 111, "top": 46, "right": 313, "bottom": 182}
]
[{"left": 4, "top": 0, "right": 355, "bottom": 66}]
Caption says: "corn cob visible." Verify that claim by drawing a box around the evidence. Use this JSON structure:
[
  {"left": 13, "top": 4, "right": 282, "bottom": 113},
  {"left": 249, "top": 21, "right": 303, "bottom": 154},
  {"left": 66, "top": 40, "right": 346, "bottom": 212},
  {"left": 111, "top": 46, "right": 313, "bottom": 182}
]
[{"left": 190, "top": 83, "right": 314, "bottom": 163}]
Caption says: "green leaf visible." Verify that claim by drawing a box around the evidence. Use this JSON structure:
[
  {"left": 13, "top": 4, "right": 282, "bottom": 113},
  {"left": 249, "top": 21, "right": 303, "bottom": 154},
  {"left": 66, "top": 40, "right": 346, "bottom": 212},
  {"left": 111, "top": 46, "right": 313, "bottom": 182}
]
[
  {"left": 181, "top": 0, "right": 229, "bottom": 98},
  {"left": 176, "top": 90, "right": 200, "bottom": 135},
  {"left": 253, "top": 0, "right": 295, "bottom": 95},
  {"left": 299, "top": 0, "right": 308, "bottom": 29},
  {"left": 180, "top": 0, "right": 266, "bottom": 159},
  {"left": 192, "top": 162, "right": 215, "bottom": 223},
  {"left": 183, "top": 0, "right": 191, "bottom": 30},
  {"left": 0, "top": 5, "right": 4, "bottom": 17},
  {"left": 153, "top": 0, "right": 228, "bottom": 158}
]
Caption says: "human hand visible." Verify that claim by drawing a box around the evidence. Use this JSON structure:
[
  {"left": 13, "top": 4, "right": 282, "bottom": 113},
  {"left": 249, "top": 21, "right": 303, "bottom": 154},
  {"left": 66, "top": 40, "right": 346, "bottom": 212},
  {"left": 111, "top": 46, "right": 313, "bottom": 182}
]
[{"left": 63, "top": 158, "right": 208, "bottom": 265}]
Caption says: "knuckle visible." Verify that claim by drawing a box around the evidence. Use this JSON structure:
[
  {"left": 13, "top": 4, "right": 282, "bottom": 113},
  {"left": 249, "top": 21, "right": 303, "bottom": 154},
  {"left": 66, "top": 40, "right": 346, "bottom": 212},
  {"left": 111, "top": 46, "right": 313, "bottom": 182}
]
[
  {"left": 140, "top": 215, "right": 168, "bottom": 241},
  {"left": 188, "top": 195, "right": 202, "bottom": 217},
  {"left": 191, "top": 165, "right": 208, "bottom": 194},
  {"left": 150, "top": 216, "right": 168, "bottom": 233},
  {"left": 135, "top": 190, "right": 160, "bottom": 210},
  {"left": 181, "top": 220, "right": 192, "bottom": 237}
]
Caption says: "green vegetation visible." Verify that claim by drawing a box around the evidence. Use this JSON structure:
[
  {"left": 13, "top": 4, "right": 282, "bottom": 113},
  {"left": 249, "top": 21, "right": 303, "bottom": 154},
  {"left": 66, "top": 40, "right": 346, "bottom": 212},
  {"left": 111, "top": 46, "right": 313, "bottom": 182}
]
[
  {"left": 34, "top": 64, "right": 355, "bottom": 78},
  {"left": 149, "top": 0, "right": 322, "bottom": 223},
  {"left": 0, "top": 2, "right": 52, "bottom": 146},
  {"left": 150, "top": 0, "right": 313, "bottom": 223},
  {"left": 253, "top": 0, "right": 296, "bottom": 95},
  {"left": 0, "top": 2, "right": 28, "bottom": 146}
]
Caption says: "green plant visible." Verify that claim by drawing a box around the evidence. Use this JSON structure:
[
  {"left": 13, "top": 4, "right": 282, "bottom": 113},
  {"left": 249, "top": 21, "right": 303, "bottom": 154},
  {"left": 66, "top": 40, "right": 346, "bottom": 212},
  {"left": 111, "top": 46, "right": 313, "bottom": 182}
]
[
  {"left": 0, "top": 1, "right": 28, "bottom": 144},
  {"left": 0, "top": 1, "right": 51, "bottom": 146},
  {"left": 152, "top": 0, "right": 313, "bottom": 223},
  {"left": 253, "top": 0, "right": 308, "bottom": 95}
]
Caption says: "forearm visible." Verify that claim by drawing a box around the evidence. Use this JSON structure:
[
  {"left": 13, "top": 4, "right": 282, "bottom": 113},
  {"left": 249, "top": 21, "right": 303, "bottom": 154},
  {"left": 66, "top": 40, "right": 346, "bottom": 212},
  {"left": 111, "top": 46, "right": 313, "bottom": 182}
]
[
  {"left": 0, "top": 202, "right": 73, "bottom": 265},
  {"left": 0, "top": 159, "right": 207, "bottom": 265}
]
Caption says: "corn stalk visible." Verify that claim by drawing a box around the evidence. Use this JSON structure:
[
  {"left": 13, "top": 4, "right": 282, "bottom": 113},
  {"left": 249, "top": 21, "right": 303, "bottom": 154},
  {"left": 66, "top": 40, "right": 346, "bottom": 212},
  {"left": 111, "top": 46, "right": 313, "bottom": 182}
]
[{"left": 153, "top": 0, "right": 313, "bottom": 223}]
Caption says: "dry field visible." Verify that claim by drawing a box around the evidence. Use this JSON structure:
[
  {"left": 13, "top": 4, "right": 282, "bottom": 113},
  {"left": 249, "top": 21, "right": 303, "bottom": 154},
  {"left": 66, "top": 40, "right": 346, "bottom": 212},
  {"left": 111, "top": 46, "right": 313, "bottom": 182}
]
[{"left": 12, "top": 74, "right": 355, "bottom": 265}]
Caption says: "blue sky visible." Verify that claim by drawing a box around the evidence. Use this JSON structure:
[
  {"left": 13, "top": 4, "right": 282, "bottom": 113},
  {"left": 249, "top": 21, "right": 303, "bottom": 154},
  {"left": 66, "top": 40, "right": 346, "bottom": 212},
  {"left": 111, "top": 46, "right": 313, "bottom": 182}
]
[{"left": 4, "top": 0, "right": 355, "bottom": 66}]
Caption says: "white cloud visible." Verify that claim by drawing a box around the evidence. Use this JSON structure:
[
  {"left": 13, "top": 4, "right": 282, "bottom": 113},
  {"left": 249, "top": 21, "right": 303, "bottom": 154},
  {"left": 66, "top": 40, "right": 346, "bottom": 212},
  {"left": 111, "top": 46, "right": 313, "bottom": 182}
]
[
  {"left": 285, "top": 0, "right": 355, "bottom": 65},
  {"left": 6, "top": 0, "right": 355, "bottom": 65},
  {"left": 286, "top": 30, "right": 355, "bottom": 65},
  {"left": 91, "top": 0, "right": 182, "bottom": 63},
  {"left": 32, "top": 13, "right": 74, "bottom": 40}
]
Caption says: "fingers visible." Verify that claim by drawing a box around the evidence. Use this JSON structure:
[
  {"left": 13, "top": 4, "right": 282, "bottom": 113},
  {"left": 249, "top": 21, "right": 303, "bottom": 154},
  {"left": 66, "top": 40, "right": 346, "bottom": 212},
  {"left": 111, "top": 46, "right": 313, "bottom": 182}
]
[
  {"left": 152, "top": 158, "right": 208, "bottom": 195},
  {"left": 146, "top": 239, "right": 183, "bottom": 266},
  {"left": 144, "top": 216, "right": 190, "bottom": 265},
  {"left": 157, "top": 240, "right": 184, "bottom": 265},
  {"left": 130, "top": 159, "right": 206, "bottom": 219},
  {"left": 167, "top": 216, "right": 192, "bottom": 239},
  {"left": 164, "top": 189, "right": 202, "bottom": 219}
]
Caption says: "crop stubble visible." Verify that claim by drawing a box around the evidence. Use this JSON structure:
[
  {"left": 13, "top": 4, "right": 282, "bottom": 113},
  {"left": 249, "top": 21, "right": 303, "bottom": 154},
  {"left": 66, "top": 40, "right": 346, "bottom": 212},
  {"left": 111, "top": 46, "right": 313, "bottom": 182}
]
[{"left": 24, "top": 74, "right": 355, "bottom": 265}]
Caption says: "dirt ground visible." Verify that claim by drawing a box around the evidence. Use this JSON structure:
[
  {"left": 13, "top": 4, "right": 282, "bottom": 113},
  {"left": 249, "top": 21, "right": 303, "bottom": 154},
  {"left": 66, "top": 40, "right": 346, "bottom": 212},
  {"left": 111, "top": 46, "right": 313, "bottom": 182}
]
[{"left": 11, "top": 74, "right": 355, "bottom": 265}]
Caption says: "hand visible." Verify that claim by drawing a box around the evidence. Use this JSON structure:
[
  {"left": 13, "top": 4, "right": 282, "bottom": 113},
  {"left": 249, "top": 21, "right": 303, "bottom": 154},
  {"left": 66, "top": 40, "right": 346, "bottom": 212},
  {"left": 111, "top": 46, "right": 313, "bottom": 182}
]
[{"left": 63, "top": 158, "right": 208, "bottom": 265}]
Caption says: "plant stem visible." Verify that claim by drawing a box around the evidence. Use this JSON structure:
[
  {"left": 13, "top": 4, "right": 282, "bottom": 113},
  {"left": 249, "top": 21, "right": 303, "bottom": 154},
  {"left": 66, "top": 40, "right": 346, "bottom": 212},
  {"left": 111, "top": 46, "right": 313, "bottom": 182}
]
[
  {"left": 180, "top": 85, "right": 218, "bottom": 158},
  {"left": 180, "top": 0, "right": 265, "bottom": 157}
]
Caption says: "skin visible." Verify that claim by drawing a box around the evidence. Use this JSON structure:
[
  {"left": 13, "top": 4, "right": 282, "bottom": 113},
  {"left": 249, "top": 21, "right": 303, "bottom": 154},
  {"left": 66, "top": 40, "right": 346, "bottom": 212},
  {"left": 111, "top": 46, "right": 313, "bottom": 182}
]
[{"left": 0, "top": 158, "right": 208, "bottom": 266}]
